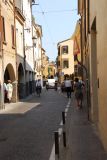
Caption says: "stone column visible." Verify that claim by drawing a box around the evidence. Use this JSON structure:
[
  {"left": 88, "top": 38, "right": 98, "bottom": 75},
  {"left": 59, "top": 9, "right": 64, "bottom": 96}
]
[{"left": 12, "top": 81, "right": 18, "bottom": 102}]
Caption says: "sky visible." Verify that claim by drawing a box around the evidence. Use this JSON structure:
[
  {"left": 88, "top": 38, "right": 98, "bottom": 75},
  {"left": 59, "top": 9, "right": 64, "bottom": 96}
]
[{"left": 32, "top": 0, "right": 79, "bottom": 61}]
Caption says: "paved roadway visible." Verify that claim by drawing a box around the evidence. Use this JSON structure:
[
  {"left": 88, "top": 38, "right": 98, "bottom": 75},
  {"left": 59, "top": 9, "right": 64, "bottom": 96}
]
[{"left": 0, "top": 89, "right": 69, "bottom": 160}]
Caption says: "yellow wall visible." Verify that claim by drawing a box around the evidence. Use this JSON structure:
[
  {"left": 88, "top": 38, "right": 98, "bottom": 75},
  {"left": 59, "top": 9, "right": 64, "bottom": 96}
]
[
  {"left": 81, "top": 0, "right": 107, "bottom": 151},
  {"left": 1, "top": 1, "right": 16, "bottom": 76},
  {"left": 57, "top": 38, "right": 74, "bottom": 82},
  {"left": 90, "top": 0, "right": 107, "bottom": 151}
]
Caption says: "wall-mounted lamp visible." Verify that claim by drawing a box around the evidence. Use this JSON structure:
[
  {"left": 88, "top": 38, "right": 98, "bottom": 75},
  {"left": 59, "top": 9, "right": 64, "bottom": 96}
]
[
  {"left": 24, "top": 28, "right": 31, "bottom": 33},
  {"left": 32, "top": 0, "right": 39, "bottom": 5},
  {"left": 25, "top": 36, "right": 37, "bottom": 50},
  {"left": 32, "top": 36, "right": 37, "bottom": 47}
]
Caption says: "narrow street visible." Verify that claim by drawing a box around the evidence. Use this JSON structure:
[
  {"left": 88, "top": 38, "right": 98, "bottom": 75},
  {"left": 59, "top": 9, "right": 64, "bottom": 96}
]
[{"left": 0, "top": 89, "right": 68, "bottom": 160}]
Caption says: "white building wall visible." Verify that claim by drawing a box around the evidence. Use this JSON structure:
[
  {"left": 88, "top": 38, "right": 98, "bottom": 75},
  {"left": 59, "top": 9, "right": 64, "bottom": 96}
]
[
  {"left": 32, "top": 24, "right": 42, "bottom": 79},
  {"left": 16, "top": 20, "right": 24, "bottom": 57},
  {"left": 23, "top": 0, "right": 34, "bottom": 71}
]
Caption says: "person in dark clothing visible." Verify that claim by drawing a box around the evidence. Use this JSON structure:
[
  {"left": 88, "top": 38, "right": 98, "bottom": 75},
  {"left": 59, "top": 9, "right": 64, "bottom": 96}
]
[{"left": 74, "top": 77, "right": 84, "bottom": 109}]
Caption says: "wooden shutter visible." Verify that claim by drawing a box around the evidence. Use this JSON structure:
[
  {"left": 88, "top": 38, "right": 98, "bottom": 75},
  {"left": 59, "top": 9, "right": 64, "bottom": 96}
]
[
  {"left": 0, "top": 16, "right": 3, "bottom": 52},
  {"left": 11, "top": 25, "right": 15, "bottom": 47},
  {"left": 2, "top": 17, "right": 6, "bottom": 42}
]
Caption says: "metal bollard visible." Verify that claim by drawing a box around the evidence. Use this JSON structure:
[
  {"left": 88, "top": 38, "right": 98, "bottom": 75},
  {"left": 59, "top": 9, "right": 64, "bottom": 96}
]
[
  {"left": 54, "top": 131, "right": 59, "bottom": 159},
  {"left": 62, "top": 111, "right": 66, "bottom": 147},
  {"left": 63, "top": 131, "right": 66, "bottom": 147},
  {"left": 62, "top": 111, "right": 65, "bottom": 124}
]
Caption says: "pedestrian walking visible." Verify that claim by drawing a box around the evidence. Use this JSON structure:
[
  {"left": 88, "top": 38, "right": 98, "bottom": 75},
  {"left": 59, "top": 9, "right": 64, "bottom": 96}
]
[
  {"left": 74, "top": 77, "right": 84, "bottom": 109},
  {"left": 64, "top": 77, "right": 72, "bottom": 98},
  {"left": 36, "top": 79, "right": 42, "bottom": 96},
  {"left": 46, "top": 80, "right": 49, "bottom": 91},
  {"left": 57, "top": 82, "right": 61, "bottom": 94},
  {"left": 7, "top": 80, "right": 13, "bottom": 103}
]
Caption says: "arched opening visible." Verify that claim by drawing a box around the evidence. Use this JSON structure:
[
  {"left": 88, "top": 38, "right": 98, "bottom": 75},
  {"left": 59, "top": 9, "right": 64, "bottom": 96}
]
[
  {"left": 4, "top": 64, "right": 15, "bottom": 103},
  {"left": 4, "top": 64, "right": 15, "bottom": 82}
]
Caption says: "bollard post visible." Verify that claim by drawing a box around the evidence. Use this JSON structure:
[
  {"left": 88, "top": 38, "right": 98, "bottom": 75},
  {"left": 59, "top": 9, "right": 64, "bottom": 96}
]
[
  {"left": 62, "top": 111, "right": 65, "bottom": 124},
  {"left": 62, "top": 111, "right": 66, "bottom": 147},
  {"left": 54, "top": 131, "right": 59, "bottom": 159}
]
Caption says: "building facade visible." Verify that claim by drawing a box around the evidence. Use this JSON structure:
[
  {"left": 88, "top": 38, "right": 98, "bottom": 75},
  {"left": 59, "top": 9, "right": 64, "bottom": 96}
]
[
  {"left": 41, "top": 48, "right": 49, "bottom": 79},
  {"left": 0, "top": 0, "right": 17, "bottom": 108},
  {"left": 78, "top": 0, "right": 107, "bottom": 151},
  {"left": 32, "top": 22, "right": 43, "bottom": 86},
  {"left": 0, "top": 0, "right": 43, "bottom": 109},
  {"left": 72, "top": 21, "right": 82, "bottom": 79},
  {"left": 57, "top": 38, "right": 74, "bottom": 82},
  {"left": 15, "top": 0, "right": 26, "bottom": 99}
]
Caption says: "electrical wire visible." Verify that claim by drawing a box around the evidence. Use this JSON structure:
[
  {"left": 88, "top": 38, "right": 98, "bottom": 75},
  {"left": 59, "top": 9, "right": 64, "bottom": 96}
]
[
  {"left": 33, "top": 9, "right": 77, "bottom": 14},
  {"left": 37, "top": 3, "right": 55, "bottom": 48}
]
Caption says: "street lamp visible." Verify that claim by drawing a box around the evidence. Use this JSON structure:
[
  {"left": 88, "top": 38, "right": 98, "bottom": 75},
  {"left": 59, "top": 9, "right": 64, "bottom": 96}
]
[
  {"left": 25, "top": 36, "right": 37, "bottom": 50},
  {"left": 32, "top": 0, "right": 39, "bottom": 5}
]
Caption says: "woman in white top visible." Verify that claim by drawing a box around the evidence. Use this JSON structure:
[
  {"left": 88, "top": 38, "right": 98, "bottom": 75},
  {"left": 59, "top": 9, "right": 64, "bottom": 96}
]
[
  {"left": 64, "top": 77, "right": 72, "bottom": 98},
  {"left": 7, "top": 80, "right": 13, "bottom": 103}
]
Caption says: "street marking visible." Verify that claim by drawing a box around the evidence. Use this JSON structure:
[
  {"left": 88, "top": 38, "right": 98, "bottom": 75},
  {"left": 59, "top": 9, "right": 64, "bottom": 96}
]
[
  {"left": 49, "top": 144, "right": 55, "bottom": 160},
  {"left": 58, "top": 127, "right": 63, "bottom": 137},
  {"left": 65, "top": 108, "right": 68, "bottom": 113}
]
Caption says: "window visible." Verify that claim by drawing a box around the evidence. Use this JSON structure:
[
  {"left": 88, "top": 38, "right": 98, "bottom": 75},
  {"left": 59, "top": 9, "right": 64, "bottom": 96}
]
[
  {"left": 62, "top": 45, "right": 68, "bottom": 54},
  {"left": 2, "top": 0, "right": 7, "bottom": 5},
  {"left": 63, "top": 60, "right": 69, "bottom": 68},
  {"left": 0, "top": 17, "right": 2, "bottom": 51},
  {"left": 1, "top": 16, "right": 6, "bottom": 43},
  {"left": 11, "top": 25, "right": 15, "bottom": 48},
  {"left": 58, "top": 46, "right": 60, "bottom": 56}
]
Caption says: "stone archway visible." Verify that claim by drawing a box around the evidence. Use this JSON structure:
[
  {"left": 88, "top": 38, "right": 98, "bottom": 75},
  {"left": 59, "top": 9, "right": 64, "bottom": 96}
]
[
  {"left": 4, "top": 64, "right": 15, "bottom": 82},
  {"left": 4, "top": 63, "right": 16, "bottom": 102},
  {"left": 18, "top": 63, "right": 25, "bottom": 99}
]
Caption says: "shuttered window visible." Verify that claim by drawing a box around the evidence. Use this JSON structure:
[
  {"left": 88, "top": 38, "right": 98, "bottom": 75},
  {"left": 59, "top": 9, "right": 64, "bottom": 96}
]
[
  {"left": 0, "top": 16, "right": 7, "bottom": 50},
  {"left": 62, "top": 45, "right": 68, "bottom": 54},
  {"left": 11, "top": 25, "right": 15, "bottom": 48},
  {"left": 63, "top": 60, "right": 69, "bottom": 68},
  {"left": 0, "top": 16, "right": 2, "bottom": 51},
  {"left": 1, "top": 16, "right": 6, "bottom": 43}
]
